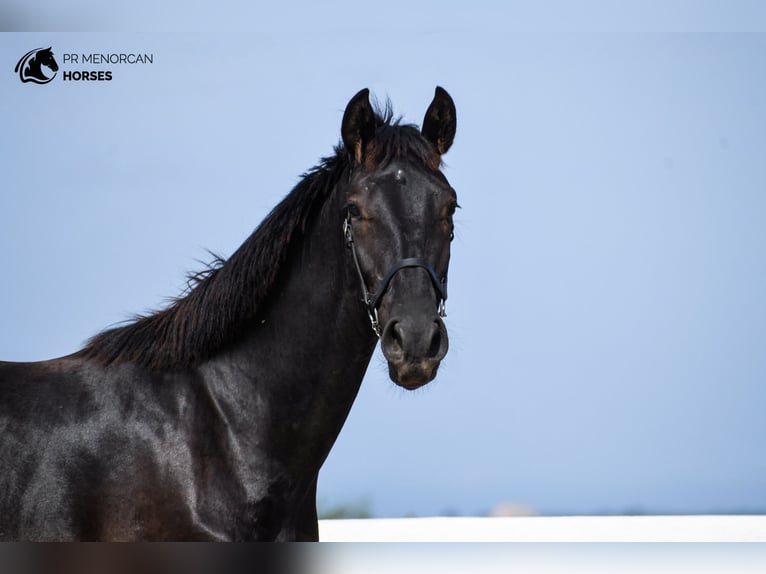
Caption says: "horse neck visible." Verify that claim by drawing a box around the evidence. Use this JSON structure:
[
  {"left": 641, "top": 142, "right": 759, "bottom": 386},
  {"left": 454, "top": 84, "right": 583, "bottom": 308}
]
[
  {"left": 26, "top": 59, "right": 41, "bottom": 76},
  {"left": 202, "top": 186, "right": 378, "bottom": 461},
  {"left": 265, "top": 196, "right": 378, "bottom": 366}
]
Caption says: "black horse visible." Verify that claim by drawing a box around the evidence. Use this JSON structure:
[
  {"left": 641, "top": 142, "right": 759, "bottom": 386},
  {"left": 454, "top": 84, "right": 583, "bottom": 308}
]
[{"left": 0, "top": 87, "right": 457, "bottom": 541}]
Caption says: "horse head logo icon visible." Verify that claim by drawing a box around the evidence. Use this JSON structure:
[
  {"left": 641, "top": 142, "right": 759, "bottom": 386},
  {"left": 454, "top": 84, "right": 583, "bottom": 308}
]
[{"left": 15, "top": 47, "right": 59, "bottom": 84}]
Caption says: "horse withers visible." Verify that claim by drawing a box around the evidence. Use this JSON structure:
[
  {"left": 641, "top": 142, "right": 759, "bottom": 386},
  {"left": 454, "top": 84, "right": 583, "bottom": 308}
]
[{"left": 0, "top": 87, "right": 458, "bottom": 541}]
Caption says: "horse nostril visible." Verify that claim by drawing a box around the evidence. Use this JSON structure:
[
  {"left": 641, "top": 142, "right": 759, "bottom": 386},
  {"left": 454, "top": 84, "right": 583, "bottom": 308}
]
[
  {"left": 381, "top": 320, "right": 405, "bottom": 362},
  {"left": 427, "top": 321, "right": 443, "bottom": 358},
  {"left": 391, "top": 322, "right": 404, "bottom": 349}
]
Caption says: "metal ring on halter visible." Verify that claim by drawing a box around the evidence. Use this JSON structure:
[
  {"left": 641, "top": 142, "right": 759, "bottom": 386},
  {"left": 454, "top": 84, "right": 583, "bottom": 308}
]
[{"left": 367, "top": 307, "right": 381, "bottom": 337}]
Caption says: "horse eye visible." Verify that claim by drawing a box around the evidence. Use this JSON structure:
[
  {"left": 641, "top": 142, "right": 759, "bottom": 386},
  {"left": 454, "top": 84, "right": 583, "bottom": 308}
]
[{"left": 346, "top": 204, "right": 362, "bottom": 219}]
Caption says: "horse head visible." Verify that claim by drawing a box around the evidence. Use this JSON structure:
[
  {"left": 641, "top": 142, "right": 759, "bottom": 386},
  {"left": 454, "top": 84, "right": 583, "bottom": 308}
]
[
  {"left": 339, "top": 87, "right": 457, "bottom": 390},
  {"left": 16, "top": 47, "right": 59, "bottom": 84},
  {"left": 34, "top": 48, "right": 59, "bottom": 73}
]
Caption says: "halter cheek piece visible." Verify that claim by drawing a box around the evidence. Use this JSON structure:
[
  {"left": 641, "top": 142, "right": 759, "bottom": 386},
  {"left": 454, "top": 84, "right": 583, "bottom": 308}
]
[{"left": 343, "top": 213, "right": 448, "bottom": 337}]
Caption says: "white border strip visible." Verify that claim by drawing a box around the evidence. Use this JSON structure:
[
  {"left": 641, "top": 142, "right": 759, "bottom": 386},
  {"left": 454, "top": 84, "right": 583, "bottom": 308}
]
[{"left": 319, "top": 516, "right": 766, "bottom": 542}]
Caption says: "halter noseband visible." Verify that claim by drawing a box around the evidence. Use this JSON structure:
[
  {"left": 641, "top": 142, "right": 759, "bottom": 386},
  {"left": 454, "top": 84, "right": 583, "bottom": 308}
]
[{"left": 344, "top": 213, "right": 448, "bottom": 337}]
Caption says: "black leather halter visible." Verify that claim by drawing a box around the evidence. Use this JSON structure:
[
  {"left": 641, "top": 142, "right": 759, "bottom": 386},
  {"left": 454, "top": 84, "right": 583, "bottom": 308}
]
[{"left": 344, "top": 213, "right": 448, "bottom": 337}]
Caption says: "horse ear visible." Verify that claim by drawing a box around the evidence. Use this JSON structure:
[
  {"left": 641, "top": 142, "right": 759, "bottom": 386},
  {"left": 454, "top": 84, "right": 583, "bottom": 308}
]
[
  {"left": 422, "top": 86, "right": 456, "bottom": 155},
  {"left": 342, "top": 88, "right": 376, "bottom": 164}
]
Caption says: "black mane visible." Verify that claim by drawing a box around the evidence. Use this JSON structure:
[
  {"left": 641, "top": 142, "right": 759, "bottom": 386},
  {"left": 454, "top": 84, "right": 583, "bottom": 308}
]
[{"left": 80, "top": 106, "right": 440, "bottom": 370}]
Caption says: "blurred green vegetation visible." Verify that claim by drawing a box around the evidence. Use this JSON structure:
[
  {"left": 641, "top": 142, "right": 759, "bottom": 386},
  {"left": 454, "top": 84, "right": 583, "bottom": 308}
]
[{"left": 317, "top": 496, "right": 374, "bottom": 519}]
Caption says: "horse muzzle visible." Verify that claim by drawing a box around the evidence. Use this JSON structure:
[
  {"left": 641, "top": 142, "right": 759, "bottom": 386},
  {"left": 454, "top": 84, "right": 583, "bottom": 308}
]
[{"left": 380, "top": 314, "right": 449, "bottom": 390}]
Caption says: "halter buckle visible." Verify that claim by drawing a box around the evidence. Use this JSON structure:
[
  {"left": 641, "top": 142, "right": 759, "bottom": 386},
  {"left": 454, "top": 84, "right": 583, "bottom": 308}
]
[
  {"left": 343, "top": 216, "right": 353, "bottom": 246},
  {"left": 367, "top": 306, "right": 381, "bottom": 337}
]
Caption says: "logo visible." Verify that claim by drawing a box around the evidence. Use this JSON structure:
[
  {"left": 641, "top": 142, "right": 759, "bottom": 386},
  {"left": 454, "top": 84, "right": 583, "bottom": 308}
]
[
  {"left": 15, "top": 47, "right": 59, "bottom": 84},
  {"left": 13, "top": 47, "right": 154, "bottom": 85}
]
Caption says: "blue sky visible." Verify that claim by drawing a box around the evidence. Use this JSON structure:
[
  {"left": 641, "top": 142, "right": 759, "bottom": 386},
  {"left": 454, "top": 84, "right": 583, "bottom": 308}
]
[{"left": 2, "top": 3, "right": 766, "bottom": 517}]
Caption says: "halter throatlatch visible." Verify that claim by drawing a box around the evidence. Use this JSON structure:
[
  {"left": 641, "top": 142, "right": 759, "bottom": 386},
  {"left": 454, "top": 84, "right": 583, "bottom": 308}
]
[{"left": 344, "top": 214, "right": 448, "bottom": 337}]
